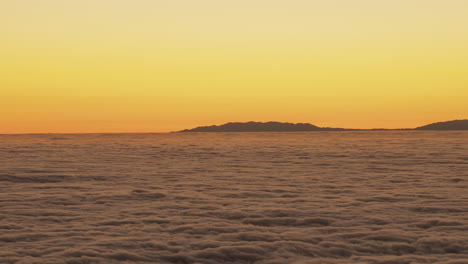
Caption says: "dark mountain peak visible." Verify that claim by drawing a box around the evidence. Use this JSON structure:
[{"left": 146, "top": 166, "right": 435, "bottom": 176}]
[
  {"left": 415, "top": 119, "right": 468, "bottom": 130},
  {"left": 178, "top": 119, "right": 468, "bottom": 132},
  {"left": 178, "top": 121, "right": 341, "bottom": 132}
]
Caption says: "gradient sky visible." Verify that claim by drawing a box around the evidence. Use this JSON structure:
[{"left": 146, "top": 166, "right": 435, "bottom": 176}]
[{"left": 2, "top": 0, "right": 467, "bottom": 133}]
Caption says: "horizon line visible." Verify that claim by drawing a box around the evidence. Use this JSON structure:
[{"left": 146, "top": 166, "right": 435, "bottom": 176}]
[{"left": 2, "top": 119, "right": 466, "bottom": 135}]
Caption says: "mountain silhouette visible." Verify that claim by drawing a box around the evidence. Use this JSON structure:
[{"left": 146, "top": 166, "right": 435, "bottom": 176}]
[
  {"left": 179, "top": 122, "right": 346, "bottom": 132},
  {"left": 415, "top": 120, "right": 468, "bottom": 130},
  {"left": 179, "top": 120, "right": 468, "bottom": 132}
]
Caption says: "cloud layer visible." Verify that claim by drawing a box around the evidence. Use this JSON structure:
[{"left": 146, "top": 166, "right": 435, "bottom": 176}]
[{"left": 1, "top": 132, "right": 467, "bottom": 263}]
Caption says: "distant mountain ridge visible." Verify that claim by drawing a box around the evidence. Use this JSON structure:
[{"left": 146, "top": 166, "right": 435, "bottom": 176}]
[
  {"left": 179, "top": 122, "right": 345, "bottom": 132},
  {"left": 415, "top": 120, "right": 468, "bottom": 130},
  {"left": 178, "top": 120, "right": 468, "bottom": 132}
]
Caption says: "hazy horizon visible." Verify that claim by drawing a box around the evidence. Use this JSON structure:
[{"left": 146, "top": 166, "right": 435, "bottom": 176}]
[{"left": 0, "top": 119, "right": 467, "bottom": 135}]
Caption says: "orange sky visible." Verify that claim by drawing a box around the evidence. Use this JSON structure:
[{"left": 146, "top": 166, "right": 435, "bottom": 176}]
[{"left": 1, "top": 0, "right": 467, "bottom": 133}]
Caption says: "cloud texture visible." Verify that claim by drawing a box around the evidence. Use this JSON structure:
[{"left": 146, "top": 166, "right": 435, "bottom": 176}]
[{"left": 1, "top": 132, "right": 467, "bottom": 263}]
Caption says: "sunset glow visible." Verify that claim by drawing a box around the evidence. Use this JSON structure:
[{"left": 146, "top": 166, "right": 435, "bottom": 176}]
[{"left": 2, "top": 0, "right": 467, "bottom": 133}]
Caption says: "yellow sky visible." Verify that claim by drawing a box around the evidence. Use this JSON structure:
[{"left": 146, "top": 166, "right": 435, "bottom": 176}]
[{"left": 1, "top": 0, "right": 467, "bottom": 133}]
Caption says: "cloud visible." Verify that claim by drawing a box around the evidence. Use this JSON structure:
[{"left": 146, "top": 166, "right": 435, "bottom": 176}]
[{"left": 1, "top": 133, "right": 467, "bottom": 263}]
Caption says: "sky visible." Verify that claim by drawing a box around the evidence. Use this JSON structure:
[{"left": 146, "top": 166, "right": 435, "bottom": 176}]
[{"left": 1, "top": 0, "right": 467, "bottom": 133}]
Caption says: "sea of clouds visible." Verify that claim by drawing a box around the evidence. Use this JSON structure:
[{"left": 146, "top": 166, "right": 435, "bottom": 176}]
[{"left": 1, "top": 132, "right": 467, "bottom": 263}]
